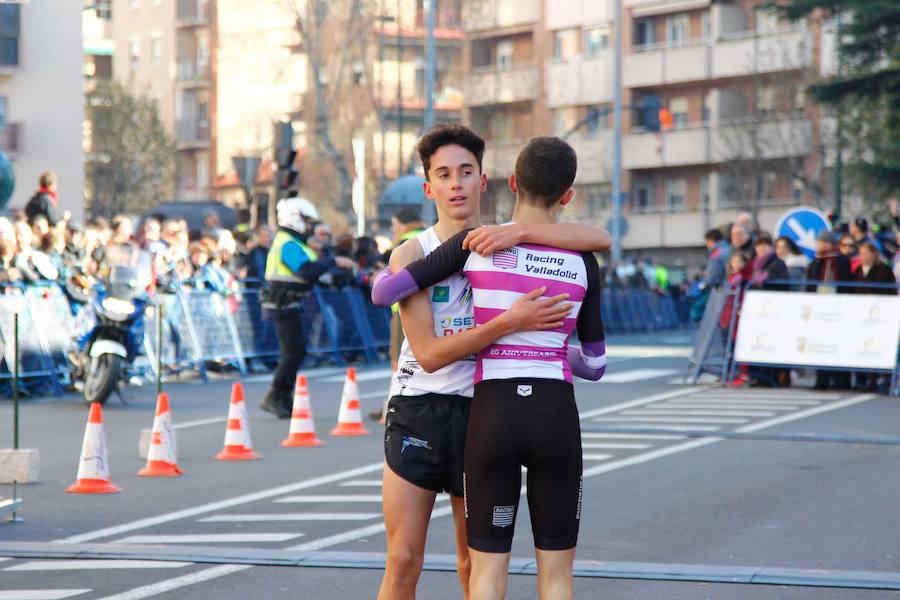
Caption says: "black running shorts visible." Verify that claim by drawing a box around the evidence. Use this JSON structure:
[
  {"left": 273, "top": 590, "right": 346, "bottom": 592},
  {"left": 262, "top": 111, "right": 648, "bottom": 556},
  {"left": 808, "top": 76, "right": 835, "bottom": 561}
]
[
  {"left": 384, "top": 393, "right": 471, "bottom": 497},
  {"left": 464, "top": 378, "right": 583, "bottom": 553}
]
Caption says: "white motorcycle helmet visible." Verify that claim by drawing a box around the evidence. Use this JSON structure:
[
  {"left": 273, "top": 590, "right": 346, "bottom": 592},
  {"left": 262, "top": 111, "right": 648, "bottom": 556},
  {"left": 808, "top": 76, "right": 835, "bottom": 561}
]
[{"left": 276, "top": 197, "right": 318, "bottom": 234}]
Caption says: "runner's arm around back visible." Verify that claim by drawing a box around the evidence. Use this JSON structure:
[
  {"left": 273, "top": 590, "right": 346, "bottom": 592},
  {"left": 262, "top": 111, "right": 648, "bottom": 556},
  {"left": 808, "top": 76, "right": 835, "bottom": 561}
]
[
  {"left": 567, "top": 252, "right": 607, "bottom": 381},
  {"left": 462, "top": 222, "right": 612, "bottom": 256}
]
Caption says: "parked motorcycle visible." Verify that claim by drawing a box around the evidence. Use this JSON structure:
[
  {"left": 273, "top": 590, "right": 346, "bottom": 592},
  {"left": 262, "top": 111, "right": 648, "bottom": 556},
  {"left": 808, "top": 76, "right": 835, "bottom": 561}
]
[{"left": 73, "top": 243, "right": 152, "bottom": 405}]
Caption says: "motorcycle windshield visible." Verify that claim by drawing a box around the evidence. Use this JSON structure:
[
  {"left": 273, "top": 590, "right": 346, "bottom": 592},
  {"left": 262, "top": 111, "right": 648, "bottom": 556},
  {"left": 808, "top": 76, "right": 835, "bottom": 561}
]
[{"left": 101, "top": 244, "right": 153, "bottom": 299}]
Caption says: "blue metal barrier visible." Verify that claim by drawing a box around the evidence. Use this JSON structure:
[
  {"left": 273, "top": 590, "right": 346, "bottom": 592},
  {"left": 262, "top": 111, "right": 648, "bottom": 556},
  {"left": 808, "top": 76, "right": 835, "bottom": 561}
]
[{"left": 599, "top": 288, "right": 692, "bottom": 334}]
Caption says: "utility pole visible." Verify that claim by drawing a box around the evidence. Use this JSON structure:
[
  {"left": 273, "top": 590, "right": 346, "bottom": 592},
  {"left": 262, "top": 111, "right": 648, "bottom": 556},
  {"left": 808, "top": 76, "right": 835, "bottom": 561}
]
[
  {"left": 611, "top": 0, "right": 623, "bottom": 262},
  {"left": 396, "top": 0, "right": 404, "bottom": 175},
  {"left": 423, "top": 0, "right": 436, "bottom": 131}
]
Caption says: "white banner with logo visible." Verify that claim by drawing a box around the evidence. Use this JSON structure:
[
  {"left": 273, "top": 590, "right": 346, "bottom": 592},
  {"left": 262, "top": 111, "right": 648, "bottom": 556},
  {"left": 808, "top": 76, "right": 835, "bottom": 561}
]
[{"left": 734, "top": 291, "right": 900, "bottom": 370}]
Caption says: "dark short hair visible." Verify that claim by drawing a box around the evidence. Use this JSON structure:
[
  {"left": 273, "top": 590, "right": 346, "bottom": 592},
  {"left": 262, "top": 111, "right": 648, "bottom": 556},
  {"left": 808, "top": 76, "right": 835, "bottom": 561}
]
[
  {"left": 859, "top": 240, "right": 880, "bottom": 255},
  {"left": 775, "top": 236, "right": 801, "bottom": 255},
  {"left": 755, "top": 232, "right": 773, "bottom": 246},
  {"left": 514, "top": 137, "right": 577, "bottom": 207},
  {"left": 417, "top": 124, "right": 485, "bottom": 180},
  {"left": 705, "top": 228, "right": 724, "bottom": 242},
  {"left": 854, "top": 216, "right": 869, "bottom": 232},
  {"left": 393, "top": 207, "right": 421, "bottom": 225}
]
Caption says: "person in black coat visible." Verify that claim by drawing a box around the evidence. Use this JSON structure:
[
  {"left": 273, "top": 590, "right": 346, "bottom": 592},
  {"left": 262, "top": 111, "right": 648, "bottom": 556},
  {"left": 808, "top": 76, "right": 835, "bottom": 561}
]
[
  {"left": 853, "top": 240, "right": 897, "bottom": 294},
  {"left": 750, "top": 232, "right": 789, "bottom": 290}
]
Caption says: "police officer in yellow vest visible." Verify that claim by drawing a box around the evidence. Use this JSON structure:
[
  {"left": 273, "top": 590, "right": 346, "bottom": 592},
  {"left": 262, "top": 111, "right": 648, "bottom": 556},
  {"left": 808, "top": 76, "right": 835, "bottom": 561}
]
[{"left": 260, "top": 198, "right": 357, "bottom": 418}]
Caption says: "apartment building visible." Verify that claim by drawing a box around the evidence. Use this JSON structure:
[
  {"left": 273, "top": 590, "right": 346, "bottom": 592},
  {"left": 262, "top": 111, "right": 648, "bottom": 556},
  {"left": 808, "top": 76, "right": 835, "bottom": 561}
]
[
  {"left": 0, "top": 2, "right": 84, "bottom": 217},
  {"left": 112, "top": 0, "right": 305, "bottom": 209},
  {"left": 463, "top": 0, "right": 832, "bottom": 258}
]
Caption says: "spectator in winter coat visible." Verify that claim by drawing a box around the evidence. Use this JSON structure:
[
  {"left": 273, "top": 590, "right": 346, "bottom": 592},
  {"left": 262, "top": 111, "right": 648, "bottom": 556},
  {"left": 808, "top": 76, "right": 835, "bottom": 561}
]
[
  {"left": 24, "top": 171, "right": 63, "bottom": 227},
  {"left": 853, "top": 240, "right": 896, "bottom": 295},
  {"left": 807, "top": 230, "right": 853, "bottom": 390},
  {"left": 730, "top": 224, "right": 755, "bottom": 278},
  {"left": 838, "top": 233, "right": 861, "bottom": 273},
  {"left": 751, "top": 233, "right": 789, "bottom": 290},
  {"left": 775, "top": 236, "right": 809, "bottom": 287},
  {"left": 702, "top": 228, "right": 731, "bottom": 290}
]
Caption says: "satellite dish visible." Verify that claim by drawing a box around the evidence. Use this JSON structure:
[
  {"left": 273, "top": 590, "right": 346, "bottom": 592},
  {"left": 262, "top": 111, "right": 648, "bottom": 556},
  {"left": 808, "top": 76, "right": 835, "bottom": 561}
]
[{"left": 0, "top": 152, "right": 14, "bottom": 211}]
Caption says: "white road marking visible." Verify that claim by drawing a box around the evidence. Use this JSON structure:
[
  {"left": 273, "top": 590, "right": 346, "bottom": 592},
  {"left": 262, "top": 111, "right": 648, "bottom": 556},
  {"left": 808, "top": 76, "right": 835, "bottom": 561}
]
[
  {"left": 591, "top": 416, "right": 749, "bottom": 424},
  {"left": 578, "top": 388, "right": 698, "bottom": 420},
  {"left": 621, "top": 409, "right": 776, "bottom": 418},
  {"left": 681, "top": 397, "right": 821, "bottom": 406},
  {"left": 590, "top": 369, "right": 680, "bottom": 384},
  {"left": 339, "top": 480, "right": 383, "bottom": 487},
  {"left": 580, "top": 432, "right": 686, "bottom": 440},
  {"left": 582, "top": 454, "right": 613, "bottom": 461},
  {"left": 690, "top": 394, "right": 828, "bottom": 403},
  {"left": 605, "top": 345, "right": 692, "bottom": 357},
  {"left": 93, "top": 392, "right": 877, "bottom": 600},
  {"left": 115, "top": 534, "right": 303, "bottom": 544},
  {"left": 0, "top": 592, "right": 92, "bottom": 600},
  {"left": 581, "top": 442, "right": 652, "bottom": 450},
  {"left": 322, "top": 368, "right": 393, "bottom": 383},
  {"left": 60, "top": 462, "right": 385, "bottom": 544},
  {"left": 589, "top": 424, "right": 723, "bottom": 432},
  {"left": 172, "top": 417, "right": 226, "bottom": 430},
  {"left": 5, "top": 560, "right": 190, "bottom": 572},
  {"left": 273, "top": 495, "right": 382, "bottom": 504},
  {"left": 199, "top": 513, "right": 380, "bottom": 522},
  {"left": 661, "top": 402, "right": 801, "bottom": 411}
]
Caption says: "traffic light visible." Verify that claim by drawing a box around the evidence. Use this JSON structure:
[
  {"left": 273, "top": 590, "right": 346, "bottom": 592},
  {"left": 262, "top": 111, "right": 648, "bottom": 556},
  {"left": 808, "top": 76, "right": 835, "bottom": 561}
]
[
  {"left": 274, "top": 121, "right": 298, "bottom": 197},
  {"left": 642, "top": 95, "right": 662, "bottom": 132}
]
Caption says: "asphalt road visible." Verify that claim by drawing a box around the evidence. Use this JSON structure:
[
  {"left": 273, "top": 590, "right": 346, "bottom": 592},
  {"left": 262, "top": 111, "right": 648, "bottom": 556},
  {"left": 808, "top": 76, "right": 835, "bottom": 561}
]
[{"left": 2, "top": 335, "right": 900, "bottom": 599}]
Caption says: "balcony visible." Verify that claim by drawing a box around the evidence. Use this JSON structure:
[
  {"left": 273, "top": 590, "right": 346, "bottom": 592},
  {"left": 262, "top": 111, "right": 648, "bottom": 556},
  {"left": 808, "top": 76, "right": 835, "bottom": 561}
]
[
  {"left": 624, "top": 28, "right": 812, "bottom": 88},
  {"left": 569, "top": 132, "right": 612, "bottom": 184},
  {"left": 624, "top": 124, "right": 712, "bottom": 170},
  {"left": 624, "top": 0, "right": 711, "bottom": 11},
  {"left": 0, "top": 122, "right": 20, "bottom": 155},
  {"left": 483, "top": 140, "right": 523, "bottom": 178},
  {"left": 176, "top": 60, "right": 210, "bottom": 87},
  {"left": 176, "top": 119, "right": 210, "bottom": 149},
  {"left": 176, "top": 0, "right": 210, "bottom": 27},
  {"left": 463, "top": 0, "right": 538, "bottom": 33},
  {"left": 465, "top": 65, "right": 539, "bottom": 107},
  {"left": 545, "top": 55, "right": 613, "bottom": 109}
]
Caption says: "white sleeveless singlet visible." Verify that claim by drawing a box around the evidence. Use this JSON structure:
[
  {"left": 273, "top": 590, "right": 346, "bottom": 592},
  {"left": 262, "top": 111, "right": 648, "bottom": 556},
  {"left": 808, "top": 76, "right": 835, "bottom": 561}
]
[{"left": 389, "top": 227, "right": 475, "bottom": 398}]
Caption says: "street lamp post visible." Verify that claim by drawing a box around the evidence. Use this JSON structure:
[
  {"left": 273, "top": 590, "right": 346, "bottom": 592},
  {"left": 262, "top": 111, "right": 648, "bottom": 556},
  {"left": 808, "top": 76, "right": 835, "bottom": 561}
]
[
  {"left": 423, "top": 0, "right": 436, "bottom": 131},
  {"left": 611, "top": 0, "right": 624, "bottom": 263}
]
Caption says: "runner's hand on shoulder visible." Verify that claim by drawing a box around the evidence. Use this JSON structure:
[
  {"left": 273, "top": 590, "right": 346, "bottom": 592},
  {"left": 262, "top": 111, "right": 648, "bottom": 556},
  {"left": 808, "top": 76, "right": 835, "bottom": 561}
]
[
  {"left": 502, "top": 286, "right": 574, "bottom": 333},
  {"left": 463, "top": 224, "right": 523, "bottom": 256}
]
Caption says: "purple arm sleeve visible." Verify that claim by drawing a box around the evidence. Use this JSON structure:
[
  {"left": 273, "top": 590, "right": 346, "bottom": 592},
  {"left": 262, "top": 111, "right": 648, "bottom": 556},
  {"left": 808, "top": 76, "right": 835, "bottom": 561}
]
[
  {"left": 370, "top": 267, "right": 419, "bottom": 307},
  {"left": 567, "top": 340, "right": 607, "bottom": 381}
]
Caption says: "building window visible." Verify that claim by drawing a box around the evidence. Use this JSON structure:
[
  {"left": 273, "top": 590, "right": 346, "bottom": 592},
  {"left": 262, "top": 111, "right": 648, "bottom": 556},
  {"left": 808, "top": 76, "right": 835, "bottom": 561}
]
[
  {"left": 496, "top": 40, "right": 512, "bottom": 69},
  {"left": 758, "top": 86, "right": 776, "bottom": 117},
  {"left": 669, "top": 96, "right": 688, "bottom": 127},
  {"left": 150, "top": 36, "right": 162, "bottom": 66},
  {"left": 756, "top": 9, "right": 779, "bottom": 35},
  {"left": 583, "top": 184, "right": 610, "bottom": 216},
  {"left": 634, "top": 19, "right": 655, "bottom": 48},
  {"left": 666, "top": 14, "right": 689, "bottom": 46},
  {"left": 633, "top": 182, "right": 653, "bottom": 213},
  {"left": 553, "top": 107, "right": 580, "bottom": 137},
  {"left": 0, "top": 96, "right": 7, "bottom": 127},
  {"left": 701, "top": 10, "right": 712, "bottom": 41},
  {"left": 666, "top": 179, "right": 687, "bottom": 212},
  {"left": 553, "top": 28, "right": 580, "bottom": 60},
  {"left": 0, "top": 5, "right": 19, "bottom": 67},
  {"left": 702, "top": 92, "right": 713, "bottom": 123},
  {"left": 584, "top": 27, "right": 609, "bottom": 57},
  {"left": 586, "top": 107, "right": 607, "bottom": 136},
  {"left": 491, "top": 111, "right": 513, "bottom": 141},
  {"left": 128, "top": 37, "right": 141, "bottom": 71},
  {"left": 700, "top": 175, "right": 710, "bottom": 209},
  {"left": 95, "top": 0, "right": 112, "bottom": 19}
]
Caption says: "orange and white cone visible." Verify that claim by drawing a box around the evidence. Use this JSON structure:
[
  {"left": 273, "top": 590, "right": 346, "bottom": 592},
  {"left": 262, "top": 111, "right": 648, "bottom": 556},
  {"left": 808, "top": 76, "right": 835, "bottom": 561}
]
[
  {"left": 215, "top": 382, "right": 260, "bottom": 460},
  {"left": 66, "top": 403, "right": 121, "bottom": 494},
  {"left": 330, "top": 367, "right": 368, "bottom": 436},
  {"left": 281, "top": 375, "right": 324, "bottom": 447},
  {"left": 138, "top": 392, "right": 184, "bottom": 477}
]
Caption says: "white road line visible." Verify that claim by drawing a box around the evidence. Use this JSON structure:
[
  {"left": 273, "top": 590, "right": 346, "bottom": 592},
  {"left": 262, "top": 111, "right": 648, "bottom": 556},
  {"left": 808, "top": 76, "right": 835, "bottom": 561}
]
[
  {"left": 589, "top": 424, "right": 723, "bottom": 432},
  {"left": 581, "top": 442, "right": 651, "bottom": 450},
  {"left": 578, "top": 388, "right": 698, "bottom": 420},
  {"left": 688, "top": 395, "right": 826, "bottom": 404},
  {"left": 359, "top": 390, "right": 389, "bottom": 400},
  {"left": 0, "top": 558, "right": 9, "bottom": 563},
  {"left": 322, "top": 368, "right": 393, "bottom": 383},
  {"left": 621, "top": 409, "right": 776, "bottom": 418},
  {"left": 59, "top": 462, "right": 385, "bottom": 544},
  {"left": 95, "top": 392, "right": 877, "bottom": 600},
  {"left": 0, "top": 592, "right": 92, "bottom": 600},
  {"left": 581, "top": 432, "right": 686, "bottom": 440},
  {"left": 339, "top": 480, "right": 383, "bottom": 487},
  {"left": 591, "top": 416, "right": 749, "bottom": 424},
  {"left": 115, "top": 534, "right": 303, "bottom": 544},
  {"left": 582, "top": 454, "right": 613, "bottom": 461},
  {"left": 274, "top": 495, "right": 382, "bottom": 504},
  {"left": 199, "top": 513, "right": 380, "bottom": 522},
  {"left": 172, "top": 417, "right": 226, "bottom": 430},
  {"left": 589, "top": 369, "right": 679, "bottom": 384},
  {"left": 661, "top": 402, "right": 801, "bottom": 411},
  {"left": 681, "top": 398, "right": 821, "bottom": 407},
  {"left": 5, "top": 560, "right": 191, "bottom": 572}
]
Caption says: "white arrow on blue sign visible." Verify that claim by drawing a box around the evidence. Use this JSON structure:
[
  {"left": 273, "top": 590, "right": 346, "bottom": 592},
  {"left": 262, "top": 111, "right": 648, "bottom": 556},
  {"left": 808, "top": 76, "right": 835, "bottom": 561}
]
[{"left": 774, "top": 206, "right": 831, "bottom": 260}]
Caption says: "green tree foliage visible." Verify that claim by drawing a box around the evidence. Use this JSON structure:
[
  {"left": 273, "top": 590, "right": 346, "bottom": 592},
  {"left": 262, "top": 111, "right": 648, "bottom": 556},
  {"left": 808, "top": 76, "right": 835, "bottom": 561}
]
[
  {"left": 85, "top": 80, "right": 176, "bottom": 216},
  {"left": 777, "top": 0, "right": 900, "bottom": 193}
]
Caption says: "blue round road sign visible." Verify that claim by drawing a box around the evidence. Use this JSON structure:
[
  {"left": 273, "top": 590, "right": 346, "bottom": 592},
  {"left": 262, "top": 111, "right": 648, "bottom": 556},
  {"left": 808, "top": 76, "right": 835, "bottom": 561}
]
[{"left": 774, "top": 206, "right": 830, "bottom": 260}]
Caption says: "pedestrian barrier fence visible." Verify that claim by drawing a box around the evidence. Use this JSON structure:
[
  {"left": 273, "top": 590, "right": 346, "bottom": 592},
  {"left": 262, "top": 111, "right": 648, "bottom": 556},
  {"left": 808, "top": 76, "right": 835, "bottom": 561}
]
[{"left": 601, "top": 288, "right": 692, "bottom": 334}]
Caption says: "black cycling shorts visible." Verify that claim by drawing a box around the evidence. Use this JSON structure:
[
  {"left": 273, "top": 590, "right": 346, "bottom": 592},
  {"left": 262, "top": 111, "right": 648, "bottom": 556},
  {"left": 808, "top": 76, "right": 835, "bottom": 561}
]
[
  {"left": 384, "top": 393, "right": 471, "bottom": 497},
  {"left": 464, "top": 378, "right": 583, "bottom": 553}
]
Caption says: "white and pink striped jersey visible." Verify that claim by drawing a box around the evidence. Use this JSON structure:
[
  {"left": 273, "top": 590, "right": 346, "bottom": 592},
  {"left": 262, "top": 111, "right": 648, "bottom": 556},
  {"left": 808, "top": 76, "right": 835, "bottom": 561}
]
[{"left": 404, "top": 228, "right": 605, "bottom": 384}]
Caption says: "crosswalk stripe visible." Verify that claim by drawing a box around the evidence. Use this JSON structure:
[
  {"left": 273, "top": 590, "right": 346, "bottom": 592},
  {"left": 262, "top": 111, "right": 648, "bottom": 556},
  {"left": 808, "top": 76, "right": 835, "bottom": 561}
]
[
  {"left": 591, "top": 369, "right": 679, "bottom": 384},
  {"left": 199, "top": 513, "right": 380, "bottom": 522},
  {"left": 591, "top": 416, "right": 749, "bottom": 424},
  {"left": 339, "top": 480, "right": 383, "bottom": 487},
  {"left": 661, "top": 402, "right": 801, "bottom": 411},
  {"left": 581, "top": 432, "right": 686, "bottom": 440},
  {"left": 115, "top": 534, "right": 303, "bottom": 544},
  {"left": 588, "top": 424, "right": 722, "bottom": 432},
  {"left": 5, "top": 561, "right": 190, "bottom": 572},
  {"left": 581, "top": 442, "right": 652, "bottom": 450},
  {"left": 274, "top": 495, "right": 382, "bottom": 504},
  {"left": 0, "top": 592, "right": 92, "bottom": 600},
  {"left": 688, "top": 396, "right": 823, "bottom": 404},
  {"left": 621, "top": 409, "right": 776, "bottom": 418},
  {"left": 582, "top": 454, "right": 613, "bottom": 461}
]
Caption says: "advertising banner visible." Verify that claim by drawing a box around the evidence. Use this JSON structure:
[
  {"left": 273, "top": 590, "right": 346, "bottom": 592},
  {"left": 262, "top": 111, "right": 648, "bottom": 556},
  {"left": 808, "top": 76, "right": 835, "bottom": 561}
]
[{"left": 734, "top": 291, "right": 900, "bottom": 370}]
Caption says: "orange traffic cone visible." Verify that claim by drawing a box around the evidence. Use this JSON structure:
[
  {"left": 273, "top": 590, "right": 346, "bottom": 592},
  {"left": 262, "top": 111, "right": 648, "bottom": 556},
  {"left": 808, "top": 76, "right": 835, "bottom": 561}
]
[
  {"left": 281, "top": 375, "right": 324, "bottom": 447},
  {"left": 66, "top": 403, "right": 121, "bottom": 494},
  {"left": 330, "top": 367, "right": 368, "bottom": 436},
  {"left": 215, "top": 382, "right": 260, "bottom": 460},
  {"left": 138, "top": 393, "right": 184, "bottom": 477}
]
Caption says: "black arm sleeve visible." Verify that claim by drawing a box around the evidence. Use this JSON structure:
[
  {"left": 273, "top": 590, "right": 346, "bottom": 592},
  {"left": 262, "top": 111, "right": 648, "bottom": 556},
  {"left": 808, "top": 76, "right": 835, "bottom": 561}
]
[
  {"left": 298, "top": 256, "right": 336, "bottom": 281},
  {"left": 577, "top": 252, "right": 605, "bottom": 343},
  {"left": 406, "top": 229, "right": 473, "bottom": 290}
]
